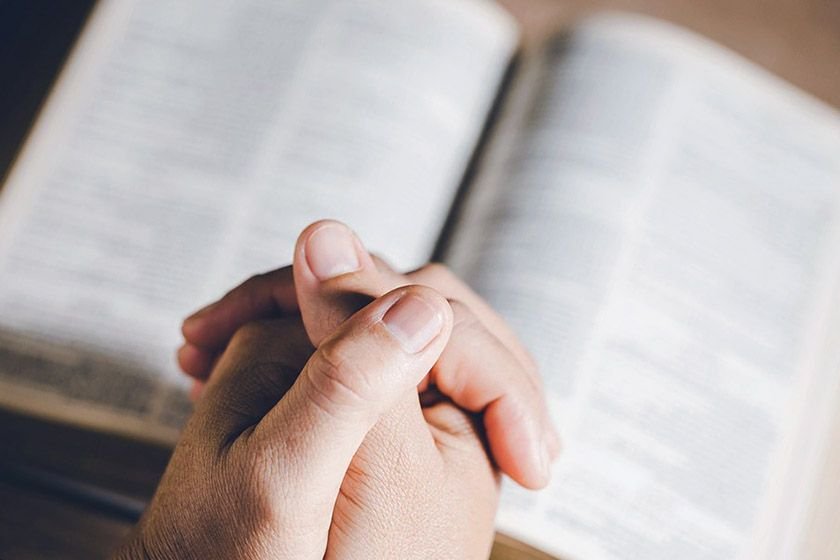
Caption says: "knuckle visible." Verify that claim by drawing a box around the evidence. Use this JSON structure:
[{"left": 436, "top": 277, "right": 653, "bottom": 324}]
[
  {"left": 240, "top": 274, "right": 268, "bottom": 306},
  {"left": 227, "top": 359, "right": 301, "bottom": 408},
  {"left": 227, "top": 273, "right": 262, "bottom": 301},
  {"left": 307, "top": 339, "right": 372, "bottom": 412},
  {"left": 226, "top": 320, "right": 292, "bottom": 363},
  {"left": 221, "top": 322, "right": 312, "bottom": 391},
  {"left": 240, "top": 272, "right": 265, "bottom": 290},
  {"left": 228, "top": 321, "right": 270, "bottom": 351}
]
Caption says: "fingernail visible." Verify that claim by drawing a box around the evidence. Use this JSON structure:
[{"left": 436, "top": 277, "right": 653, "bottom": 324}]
[
  {"left": 305, "top": 223, "right": 361, "bottom": 281},
  {"left": 382, "top": 294, "right": 444, "bottom": 353}
]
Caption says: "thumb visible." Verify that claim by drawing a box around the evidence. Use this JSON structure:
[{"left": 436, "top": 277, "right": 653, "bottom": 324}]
[
  {"left": 293, "top": 220, "right": 397, "bottom": 345},
  {"left": 249, "top": 284, "right": 452, "bottom": 499}
]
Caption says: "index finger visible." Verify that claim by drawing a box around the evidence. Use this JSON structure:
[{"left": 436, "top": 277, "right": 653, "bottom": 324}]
[{"left": 178, "top": 267, "right": 297, "bottom": 379}]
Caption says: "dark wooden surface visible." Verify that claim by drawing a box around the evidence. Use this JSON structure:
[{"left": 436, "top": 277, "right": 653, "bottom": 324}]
[
  {"left": 0, "top": 408, "right": 169, "bottom": 501},
  {"left": 0, "top": 479, "right": 132, "bottom": 559},
  {"left": 0, "top": 1, "right": 837, "bottom": 558},
  {"left": 0, "top": 408, "right": 165, "bottom": 559},
  {"left": 0, "top": 406, "right": 558, "bottom": 559},
  {"left": 500, "top": 0, "right": 840, "bottom": 107}
]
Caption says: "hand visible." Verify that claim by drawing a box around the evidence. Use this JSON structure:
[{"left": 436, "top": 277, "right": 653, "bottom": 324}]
[
  {"left": 114, "top": 285, "right": 455, "bottom": 559},
  {"left": 180, "top": 220, "right": 560, "bottom": 489},
  {"left": 169, "top": 220, "right": 559, "bottom": 558}
]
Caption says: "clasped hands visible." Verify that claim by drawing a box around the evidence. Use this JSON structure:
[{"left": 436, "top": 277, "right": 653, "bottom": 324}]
[{"left": 114, "top": 221, "right": 558, "bottom": 559}]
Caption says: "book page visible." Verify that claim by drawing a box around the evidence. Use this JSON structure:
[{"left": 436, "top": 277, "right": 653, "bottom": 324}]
[
  {"left": 0, "top": 0, "right": 516, "bottom": 441},
  {"left": 445, "top": 14, "right": 840, "bottom": 560},
  {"left": 797, "top": 373, "right": 840, "bottom": 559}
]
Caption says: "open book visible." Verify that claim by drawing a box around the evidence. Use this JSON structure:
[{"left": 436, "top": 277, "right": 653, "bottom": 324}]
[{"left": 1, "top": 1, "right": 839, "bottom": 558}]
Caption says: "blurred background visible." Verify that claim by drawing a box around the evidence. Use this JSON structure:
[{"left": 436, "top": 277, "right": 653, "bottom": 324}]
[{"left": 2, "top": 0, "right": 839, "bottom": 182}]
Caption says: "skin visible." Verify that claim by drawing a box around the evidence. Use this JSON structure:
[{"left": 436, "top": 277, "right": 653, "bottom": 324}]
[
  {"left": 180, "top": 221, "right": 560, "bottom": 488},
  {"left": 115, "top": 221, "right": 558, "bottom": 559}
]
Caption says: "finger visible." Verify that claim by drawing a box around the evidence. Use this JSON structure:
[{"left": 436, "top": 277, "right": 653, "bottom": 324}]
[
  {"left": 182, "top": 266, "right": 297, "bottom": 347},
  {"left": 420, "top": 393, "right": 499, "bottom": 486},
  {"left": 178, "top": 267, "right": 297, "bottom": 379},
  {"left": 177, "top": 228, "right": 386, "bottom": 381},
  {"left": 294, "top": 221, "right": 559, "bottom": 484},
  {"left": 428, "top": 300, "right": 552, "bottom": 489},
  {"left": 377, "top": 259, "right": 559, "bottom": 458},
  {"left": 194, "top": 317, "right": 314, "bottom": 440},
  {"left": 327, "top": 394, "right": 498, "bottom": 560},
  {"left": 189, "top": 380, "right": 204, "bottom": 401},
  {"left": 406, "top": 263, "right": 539, "bottom": 378},
  {"left": 373, "top": 255, "right": 534, "bottom": 373},
  {"left": 293, "top": 220, "right": 390, "bottom": 344},
  {"left": 177, "top": 343, "right": 215, "bottom": 379},
  {"left": 250, "top": 285, "right": 452, "bottom": 506}
]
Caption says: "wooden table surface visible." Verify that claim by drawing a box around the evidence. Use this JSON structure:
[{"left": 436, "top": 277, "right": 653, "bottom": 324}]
[{"left": 0, "top": 1, "right": 837, "bottom": 558}]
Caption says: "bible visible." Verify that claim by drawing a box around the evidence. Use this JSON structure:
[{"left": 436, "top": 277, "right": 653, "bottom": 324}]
[{"left": 1, "top": 1, "right": 839, "bottom": 558}]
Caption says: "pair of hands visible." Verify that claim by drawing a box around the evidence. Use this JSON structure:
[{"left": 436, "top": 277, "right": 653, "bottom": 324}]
[{"left": 114, "top": 221, "right": 558, "bottom": 559}]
